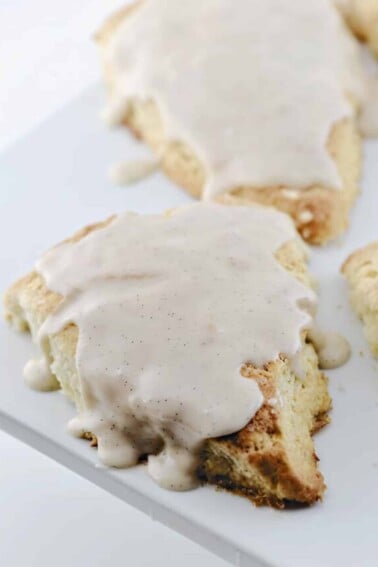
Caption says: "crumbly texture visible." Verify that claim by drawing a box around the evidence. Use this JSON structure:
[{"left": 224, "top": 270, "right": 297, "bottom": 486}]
[
  {"left": 4, "top": 215, "right": 331, "bottom": 508},
  {"left": 338, "top": 0, "right": 378, "bottom": 57},
  {"left": 96, "top": 3, "right": 362, "bottom": 245},
  {"left": 342, "top": 241, "right": 378, "bottom": 356}
]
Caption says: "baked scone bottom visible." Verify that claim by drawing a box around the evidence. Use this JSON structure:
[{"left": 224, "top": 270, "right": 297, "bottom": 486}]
[
  {"left": 4, "top": 220, "right": 331, "bottom": 508},
  {"left": 342, "top": 241, "right": 378, "bottom": 356}
]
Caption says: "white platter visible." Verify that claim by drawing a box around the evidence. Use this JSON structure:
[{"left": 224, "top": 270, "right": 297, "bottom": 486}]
[{"left": 1, "top": 84, "right": 378, "bottom": 567}]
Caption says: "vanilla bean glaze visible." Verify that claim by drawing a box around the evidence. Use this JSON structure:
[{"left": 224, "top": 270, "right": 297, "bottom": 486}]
[{"left": 35, "top": 204, "right": 317, "bottom": 489}]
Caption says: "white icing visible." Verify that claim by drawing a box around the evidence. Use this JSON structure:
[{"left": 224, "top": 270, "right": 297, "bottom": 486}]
[
  {"left": 109, "top": 157, "right": 159, "bottom": 185},
  {"left": 23, "top": 357, "right": 59, "bottom": 392},
  {"left": 67, "top": 416, "right": 86, "bottom": 438},
  {"left": 103, "top": 0, "right": 365, "bottom": 198},
  {"left": 35, "top": 203, "right": 316, "bottom": 490},
  {"left": 308, "top": 328, "right": 351, "bottom": 369}
]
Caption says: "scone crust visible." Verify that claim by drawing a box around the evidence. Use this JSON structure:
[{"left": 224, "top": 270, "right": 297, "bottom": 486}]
[
  {"left": 4, "top": 214, "right": 331, "bottom": 508},
  {"left": 342, "top": 241, "right": 378, "bottom": 356},
  {"left": 339, "top": 0, "right": 378, "bottom": 57},
  {"left": 96, "top": 3, "right": 362, "bottom": 245}
]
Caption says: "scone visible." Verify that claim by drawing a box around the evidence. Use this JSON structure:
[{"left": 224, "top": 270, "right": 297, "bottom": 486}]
[
  {"left": 4, "top": 203, "right": 331, "bottom": 508},
  {"left": 96, "top": 0, "right": 365, "bottom": 245},
  {"left": 336, "top": 0, "right": 378, "bottom": 57},
  {"left": 342, "top": 241, "right": 378, "bottom": 356}
]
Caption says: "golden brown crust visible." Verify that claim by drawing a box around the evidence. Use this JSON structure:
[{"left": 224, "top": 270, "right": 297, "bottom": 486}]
[
  {"left": 96, "top": 4, "right": 362, "bottom": 245},
  {"left": 338, "top": 0, "right": 378, "bottom": 57},
  {"left": 200, "top": 351, "right": 330, "bottom": 507},
  {"left": 342, "top": 241, "right": 378, "bottom": 356},
  {"left": 4, "top": 213, "right": 331, "bottom": 507},
  {"left": 94, "top": 2, "right": 140, "bottom": 44}
]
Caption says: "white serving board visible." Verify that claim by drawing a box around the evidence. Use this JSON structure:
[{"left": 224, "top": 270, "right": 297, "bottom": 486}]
[{"left": 1, "top": 84, "right": 378, "bottom": 567}]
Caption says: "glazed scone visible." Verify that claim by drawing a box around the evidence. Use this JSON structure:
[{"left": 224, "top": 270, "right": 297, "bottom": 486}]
[
  {"left": 336, "top": 0, "right": 378, "bottom": 57},
  {"left": 4, "top": 204, "right": 331, "bottom": 507},
  {"left": 96, "top": 0, "right": 365, "bottom": 245},
  {"left": 342, "top": 241, "right": 378, "bottom": 356}
]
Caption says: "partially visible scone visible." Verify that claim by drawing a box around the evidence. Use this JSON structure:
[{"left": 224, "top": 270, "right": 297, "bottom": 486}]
[
  {"left": 4, "top": 210, "right": 331, "bottom": 508},
  {"left": 96, "top": 1, "right": 363, "bottom": 245},
  {"left": 337, "top": 0, "right": 378, "bottom": 57},
  {"left": 342, "top": 241, "right": 378, "bottom": 356}
]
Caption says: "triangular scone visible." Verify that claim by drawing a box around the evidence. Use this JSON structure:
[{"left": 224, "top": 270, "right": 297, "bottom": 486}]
[
  {"left": 96, "top": 1, "right": 363, "bottom": 245},
  {"left": 4, "top": 208, "right": 331, "bottom": 508},
  {"left": 342, "top": 241, "right": 378, "bottom": 356}
]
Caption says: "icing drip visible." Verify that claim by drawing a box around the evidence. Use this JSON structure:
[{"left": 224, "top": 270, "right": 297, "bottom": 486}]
[
  {"left": 23, "top": 357, "right": 59, "bottom": 392},
  {"left": 309, "top": 328, "right": 351, "bottom": 369},
  {"left": 109, "top": 157, "right": 159, "bottom": 185}
]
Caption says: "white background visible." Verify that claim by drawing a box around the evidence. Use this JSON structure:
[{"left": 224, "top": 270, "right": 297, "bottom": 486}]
[{"left": 0, "top": 2, "right": 227, "bottom": 565}]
